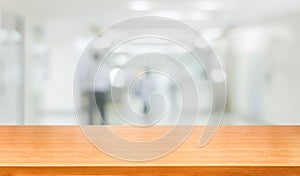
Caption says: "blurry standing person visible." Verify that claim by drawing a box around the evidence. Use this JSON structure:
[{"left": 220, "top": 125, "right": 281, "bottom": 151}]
[
  {"left": 135, "top": 70, "right": 155, "bottom": 115},
  {"left": 88, "top": 51, "right": 111, "bottom": 124}
]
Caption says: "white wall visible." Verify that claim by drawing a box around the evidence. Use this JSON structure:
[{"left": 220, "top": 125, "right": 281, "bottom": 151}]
[{"left": 226, "top": 13, "right": 300, "bottom": 124}]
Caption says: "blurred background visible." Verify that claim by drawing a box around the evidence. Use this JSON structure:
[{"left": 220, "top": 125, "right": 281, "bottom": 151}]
[{"left": 1, "top": 0, "right": 300, "bottom": 125}]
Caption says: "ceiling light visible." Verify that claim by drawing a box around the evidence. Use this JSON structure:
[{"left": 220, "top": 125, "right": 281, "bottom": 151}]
[
  {"left": 151, "top": 11, "right": 185, "bottom": 21},
  {"left": 130, "top": 0, "right": 151, "bottom": 11},
  {"left": 196, "top": 1, "right": 220, "bottom": 11},
  {"left": 189, "top": 11, "right": 212, "bottom": 21}
]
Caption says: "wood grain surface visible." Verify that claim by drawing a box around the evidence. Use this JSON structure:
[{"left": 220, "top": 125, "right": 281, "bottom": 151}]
[{"left": 0, "top": 126, "right": 299, "bottom": 175}]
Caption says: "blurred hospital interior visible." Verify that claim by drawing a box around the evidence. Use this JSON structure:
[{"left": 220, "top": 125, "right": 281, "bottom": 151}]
[{"left": 1, "top": 0, "right": 300, "bottom": 125}]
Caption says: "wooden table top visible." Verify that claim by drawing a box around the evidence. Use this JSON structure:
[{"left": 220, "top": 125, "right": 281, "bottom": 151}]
[{"left": 0, "top": 126, "right": 299, "bottom": 175}]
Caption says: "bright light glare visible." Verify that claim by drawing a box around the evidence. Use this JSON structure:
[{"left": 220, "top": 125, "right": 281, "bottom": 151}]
[
  {"left": 211, "top": 69, "right": 226, "bottom": 82},
  {"left": 202, "top": 28, "right": 223, "bottom": 40},
  {"left": 110, "top": 68, "right": 125, "bottom": 88}
]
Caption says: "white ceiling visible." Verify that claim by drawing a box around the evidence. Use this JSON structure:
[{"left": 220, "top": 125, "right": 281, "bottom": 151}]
[
  {"left": 2, "top": 0, "right": 300, "bottom": 27},
  {"left": 1, "top": 0, "right": 300, "bottom": 42}
]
